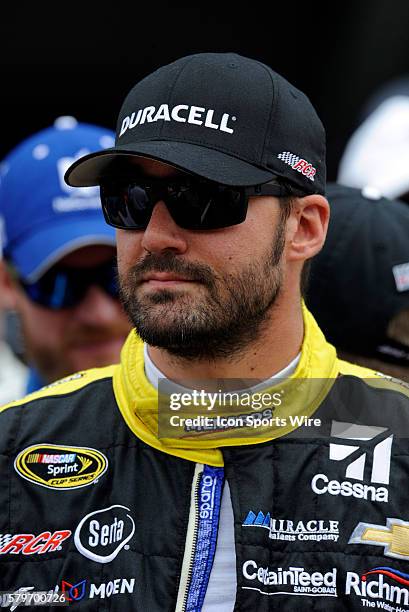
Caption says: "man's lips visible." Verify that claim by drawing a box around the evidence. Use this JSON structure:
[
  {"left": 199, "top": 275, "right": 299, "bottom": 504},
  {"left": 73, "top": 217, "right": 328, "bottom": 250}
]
[{"left": 140, "top": 272, "right": 197, "bottom": 286}]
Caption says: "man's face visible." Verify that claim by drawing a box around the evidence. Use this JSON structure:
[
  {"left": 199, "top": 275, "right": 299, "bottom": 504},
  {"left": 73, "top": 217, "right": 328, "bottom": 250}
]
[
  {"left": 117, "top": 159, "right": 289, "bottom": 360},
  {"left": 10, "top": 245, "right": 131, "bottom": 382}
]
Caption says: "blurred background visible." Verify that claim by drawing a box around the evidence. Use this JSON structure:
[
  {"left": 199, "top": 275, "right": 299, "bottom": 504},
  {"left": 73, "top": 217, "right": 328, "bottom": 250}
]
[
  {"left": 3, "top": 1, "right": 409, "bottom": 179},
  {"left": 3, "top": 1, "right": 409, "bottom": 399}
]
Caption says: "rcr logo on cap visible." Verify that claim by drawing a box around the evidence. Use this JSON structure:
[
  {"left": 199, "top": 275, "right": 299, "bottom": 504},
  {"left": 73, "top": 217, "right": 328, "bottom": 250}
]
[
  {"left": 119, "top": 104, "right": 236, "bottom": 137},
  {"left": 277, "top": 151, "right": 316, "bottom": 181}
]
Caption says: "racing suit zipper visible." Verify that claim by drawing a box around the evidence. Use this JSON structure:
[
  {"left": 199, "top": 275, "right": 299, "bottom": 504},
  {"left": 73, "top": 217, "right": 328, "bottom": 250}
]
[{"left": 175, "top": 463, "right": 224, "bottom": 612}]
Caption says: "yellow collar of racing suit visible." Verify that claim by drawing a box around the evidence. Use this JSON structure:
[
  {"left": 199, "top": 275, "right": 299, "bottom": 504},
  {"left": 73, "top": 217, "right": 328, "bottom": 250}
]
[{"left": 113, "top": 303, "right": 339, "bottom": 467}]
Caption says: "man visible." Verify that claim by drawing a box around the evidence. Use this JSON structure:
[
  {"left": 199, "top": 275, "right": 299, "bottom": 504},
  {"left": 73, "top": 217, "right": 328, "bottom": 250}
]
[
  {"left": 0, "top": 116, "right": 131, "bottom": 394},
  {"left": 0, "top": 312, "right": 26, "bottom": 404},
  {"left": 308, "top": 183, "right": 409, "bottom": 381},
  {"left": 1, "top": 54, "right": 409, "bottom": 610},
  {"left": 0, "top": 240, "right": 27, "bottom": 404}
]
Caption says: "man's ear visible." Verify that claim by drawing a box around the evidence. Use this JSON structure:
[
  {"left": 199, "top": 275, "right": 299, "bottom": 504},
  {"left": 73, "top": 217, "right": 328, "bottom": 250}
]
[
  {"left": 286, "top": 195, "right": 330, "bottom": 262},
  {"left": 0, "top": 260, "right": 19, "bottom": 309}
]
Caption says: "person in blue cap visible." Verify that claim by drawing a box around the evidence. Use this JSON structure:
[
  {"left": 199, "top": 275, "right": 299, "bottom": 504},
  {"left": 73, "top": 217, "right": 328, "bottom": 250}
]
[
  {"left": 0, "top": 238, "right": 27, "bottom": 404},
  {"left": 0, "top": 116, "right": 131, "bottom": 395}
]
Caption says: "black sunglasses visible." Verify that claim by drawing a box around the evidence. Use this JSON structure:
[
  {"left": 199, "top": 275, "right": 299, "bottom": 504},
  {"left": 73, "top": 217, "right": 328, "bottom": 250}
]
[
  {"left": 100, "top": 175, "right": 302, "bottom": 231},
  {"left": 17, "top": 257, "right": 119, "bottom": 310}
]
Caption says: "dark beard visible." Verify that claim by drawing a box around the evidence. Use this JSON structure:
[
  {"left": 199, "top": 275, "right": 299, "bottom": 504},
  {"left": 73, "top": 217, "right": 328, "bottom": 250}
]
[{"left": 119, "top": 220, "right": 285, "bottom": 360}]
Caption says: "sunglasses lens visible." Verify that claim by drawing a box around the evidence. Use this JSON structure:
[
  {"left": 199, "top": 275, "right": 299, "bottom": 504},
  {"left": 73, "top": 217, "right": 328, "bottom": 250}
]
[
  {"left": 166, "top": 183, "right": 246, "bottom": 230},
  {"left": 21, "top": 259, "right": 118, "bottom": 309},
  {"left": 101, "top": 179, "right": 248, "bottom": 230},
  {"left": 23, "top": 271, "right": 81, "bottom": 309},
  {"left": 101, "top": 183, "right": 153, "bottom": 229}
]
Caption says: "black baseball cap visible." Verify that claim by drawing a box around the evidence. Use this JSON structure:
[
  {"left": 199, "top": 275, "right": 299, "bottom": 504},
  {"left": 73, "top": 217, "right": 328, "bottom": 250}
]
[
  {"left": 65, "top": 53, "right": 326, "bottom": 193},
  {"left": 307, "top": 183, "right": 409, "bottom": 362}
]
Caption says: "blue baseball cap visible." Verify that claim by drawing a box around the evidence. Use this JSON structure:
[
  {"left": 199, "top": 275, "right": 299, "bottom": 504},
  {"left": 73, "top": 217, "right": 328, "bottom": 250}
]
[{"left": 0, "top": 117, "right": 116, "bottom": 282}]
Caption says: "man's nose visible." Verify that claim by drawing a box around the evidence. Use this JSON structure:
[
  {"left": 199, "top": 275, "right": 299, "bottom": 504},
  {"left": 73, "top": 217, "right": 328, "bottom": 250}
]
[{"left": 141, "top": 201, "right": 188, "bottom": 254}]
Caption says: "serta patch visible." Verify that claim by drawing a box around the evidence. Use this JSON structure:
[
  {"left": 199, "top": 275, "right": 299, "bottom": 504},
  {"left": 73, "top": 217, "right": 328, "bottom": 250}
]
[
  {"left": 14, "top": 444, "right": 108, "bottom": 490},
  {"left": 74, "top": 505, "right": 135, "bottom": 563},
  {"left": 119, "top": 104, "right": 236, "bottom": 137}
]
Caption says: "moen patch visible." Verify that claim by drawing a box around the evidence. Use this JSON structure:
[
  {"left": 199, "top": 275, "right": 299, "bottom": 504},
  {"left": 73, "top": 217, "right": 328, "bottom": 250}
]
[{"left": 14, "top": 444, "right": 108, "bottom": 490}]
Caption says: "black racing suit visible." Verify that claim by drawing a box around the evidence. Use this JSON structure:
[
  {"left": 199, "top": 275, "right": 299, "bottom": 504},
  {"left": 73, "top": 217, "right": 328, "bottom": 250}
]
[{"left": 1, "top": 309, "right": 409, "bottom": 611}]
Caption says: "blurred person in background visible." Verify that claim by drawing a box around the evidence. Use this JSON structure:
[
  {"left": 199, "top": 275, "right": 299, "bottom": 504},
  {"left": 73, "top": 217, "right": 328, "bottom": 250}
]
[
  {"left": 338, "top": 76, "right": 409, "bottom": 202},
  {"left": 307, "top": 182, "right": 409, "bottom": 381},
  {"left": 0, "top": 117, "right": 131, "bottom": 395},
  {"left": 0, "top": 231, "right": 27, "bottom": 404}
]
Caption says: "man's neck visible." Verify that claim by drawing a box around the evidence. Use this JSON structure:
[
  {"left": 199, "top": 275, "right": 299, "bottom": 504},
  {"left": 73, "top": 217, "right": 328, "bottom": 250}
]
[{"left": 147, "top": 298, "right": 304, "bottom": 382}]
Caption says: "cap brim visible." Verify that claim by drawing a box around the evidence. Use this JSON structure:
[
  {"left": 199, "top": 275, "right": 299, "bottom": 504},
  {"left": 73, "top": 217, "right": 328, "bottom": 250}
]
[
  {"left": 11, "top": 219, "right": 116, "bottom": 282},
  {"left": 65, "top": 141, "right": 276, "bottom": 187}
]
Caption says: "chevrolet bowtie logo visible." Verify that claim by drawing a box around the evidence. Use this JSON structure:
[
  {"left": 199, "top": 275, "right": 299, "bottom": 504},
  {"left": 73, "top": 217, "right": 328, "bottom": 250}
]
[{"left": 349, "top": 518, "right": 409, "bottom": 560}]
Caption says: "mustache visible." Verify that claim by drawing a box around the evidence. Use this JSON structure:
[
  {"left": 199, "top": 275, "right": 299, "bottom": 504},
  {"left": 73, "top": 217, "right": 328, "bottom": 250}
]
[{"left": 125, "top": 253, "right": 216, "bottom": 287}]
